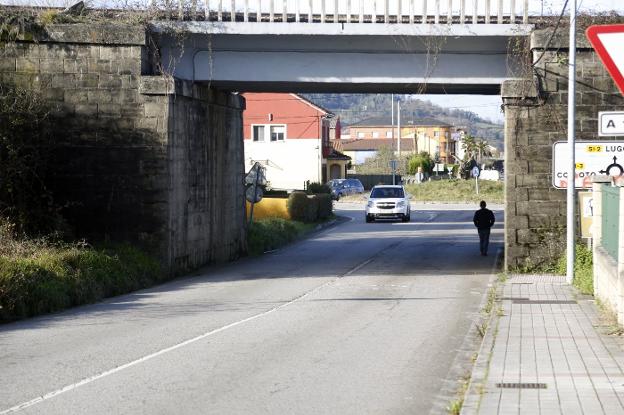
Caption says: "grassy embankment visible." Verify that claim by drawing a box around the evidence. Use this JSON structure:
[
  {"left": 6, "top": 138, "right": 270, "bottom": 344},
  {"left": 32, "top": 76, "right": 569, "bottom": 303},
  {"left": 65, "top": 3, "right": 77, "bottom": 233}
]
[
  {"left": 405, "top": 179, "right": 504, "bottom": 204},
  {"left": 247, "top": 217, "right": 330, "bottom": 255},
  {"left": 339, "top": 179, "right": 504, "bottom": 204},
  {"left": 0, "top": 221, "right": 163, "bottom": 323}
]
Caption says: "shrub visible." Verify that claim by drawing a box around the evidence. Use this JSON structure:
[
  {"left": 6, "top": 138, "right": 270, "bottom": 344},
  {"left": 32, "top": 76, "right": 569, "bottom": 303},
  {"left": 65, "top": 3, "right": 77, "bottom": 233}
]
[
  {"left": 288, "top": 192, "right": 310, "bottom": 222},
  {"left": 306, "top": 182, "right": 331, "bottom": 195},
  {"left": 555, "top": 244, "right": 593, "bottom": 295},
  {"left": 247, "top": 218, "right": 302, "bottom": 255},
  {"left": 306, "top": 195, "right": 319, "bottom": 222},
  {"left": 316, "top": 194, "right": 333, "bottom": 219}
]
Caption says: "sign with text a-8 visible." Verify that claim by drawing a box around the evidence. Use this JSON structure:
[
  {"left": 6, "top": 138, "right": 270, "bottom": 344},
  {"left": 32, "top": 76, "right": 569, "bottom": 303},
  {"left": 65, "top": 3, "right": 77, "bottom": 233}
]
[
  {"left": 552, "top": 141, "right": 624, "bottom": 189},
  {"left": 599, "top": 112, "right": 624, "bottom": 136}
]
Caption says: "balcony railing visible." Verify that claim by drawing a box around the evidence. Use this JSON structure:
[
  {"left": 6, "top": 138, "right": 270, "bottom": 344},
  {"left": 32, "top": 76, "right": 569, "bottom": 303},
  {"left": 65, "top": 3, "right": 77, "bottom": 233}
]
[{"left": 160, "top": 0, "right": 530, "bottom": 24}]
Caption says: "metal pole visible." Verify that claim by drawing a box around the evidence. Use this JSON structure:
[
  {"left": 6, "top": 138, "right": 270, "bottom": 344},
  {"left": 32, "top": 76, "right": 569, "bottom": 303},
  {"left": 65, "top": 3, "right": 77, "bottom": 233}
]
[
  {"left": 566, "top": 0, "right": 577, "bottom": 284},
  {"left": 391, "top": 93, "right": 394, "bottom": 142},
  {"left": 398, "top": 99, "right": 401, "bottom": 171}
]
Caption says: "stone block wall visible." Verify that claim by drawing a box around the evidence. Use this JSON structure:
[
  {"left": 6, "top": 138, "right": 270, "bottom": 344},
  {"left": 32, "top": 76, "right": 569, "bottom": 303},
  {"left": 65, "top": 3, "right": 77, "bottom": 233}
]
[
  {"left": 0, "top": 24, "right": 245, "bottom": 273},
  {"left": 503, "top": 26, "right": 624, "bottom": 269}
]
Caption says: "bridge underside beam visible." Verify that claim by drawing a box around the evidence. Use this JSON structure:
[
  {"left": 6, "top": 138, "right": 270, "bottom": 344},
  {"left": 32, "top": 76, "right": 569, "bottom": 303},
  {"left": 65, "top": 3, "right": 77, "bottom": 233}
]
[
  {"left": 154, "top": 22, "right": 529, "bottom": 95},
  {"left": 207, "top": 80, "right": 502, "bottom": 95},
  {"left": 193, "top": 51, "right": 511, "bottom": 95}
]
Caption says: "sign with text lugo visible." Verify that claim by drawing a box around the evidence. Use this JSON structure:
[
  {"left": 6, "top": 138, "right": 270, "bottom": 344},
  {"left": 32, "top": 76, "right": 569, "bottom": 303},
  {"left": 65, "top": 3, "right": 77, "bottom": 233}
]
[
  {"left": 599, "top": 111, "right": 624, "bottom": 136},
  {"left": 552, "top": 141, "right": 624, "bottom": 189}
]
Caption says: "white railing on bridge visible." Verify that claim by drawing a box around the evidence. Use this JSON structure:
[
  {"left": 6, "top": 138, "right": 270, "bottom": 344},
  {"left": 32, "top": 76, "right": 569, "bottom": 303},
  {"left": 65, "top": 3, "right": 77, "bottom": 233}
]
[{"left": 163, "top": 0, "right": 529, "bottom": 24}]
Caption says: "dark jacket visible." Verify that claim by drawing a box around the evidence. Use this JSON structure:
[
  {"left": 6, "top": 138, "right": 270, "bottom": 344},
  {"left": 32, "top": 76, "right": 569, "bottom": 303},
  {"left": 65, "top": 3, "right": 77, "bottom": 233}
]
[{"left": 473, "top": 208, "right": 495, "bottom": 229}]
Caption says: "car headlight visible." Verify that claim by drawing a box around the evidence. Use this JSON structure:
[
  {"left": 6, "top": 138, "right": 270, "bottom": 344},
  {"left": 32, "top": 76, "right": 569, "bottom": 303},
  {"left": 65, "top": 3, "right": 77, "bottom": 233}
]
[
  {"left": 367, "top": 201, "right": 373, "bottom": 208},
  {"left": 397, "top": 201, "right": 405, "bottom": 207}
]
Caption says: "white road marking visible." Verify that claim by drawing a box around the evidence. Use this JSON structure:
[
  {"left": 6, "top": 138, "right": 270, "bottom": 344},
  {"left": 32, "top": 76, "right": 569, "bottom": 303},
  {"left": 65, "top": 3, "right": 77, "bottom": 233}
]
[{"left": 1, "top": 256, "right": 375, "bottom": 414}]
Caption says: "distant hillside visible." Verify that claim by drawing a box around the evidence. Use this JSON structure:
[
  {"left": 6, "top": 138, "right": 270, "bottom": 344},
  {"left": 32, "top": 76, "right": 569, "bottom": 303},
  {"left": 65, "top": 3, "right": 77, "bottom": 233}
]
[{"left": 303, "top": 94, "right": 504, "bottom": 150}]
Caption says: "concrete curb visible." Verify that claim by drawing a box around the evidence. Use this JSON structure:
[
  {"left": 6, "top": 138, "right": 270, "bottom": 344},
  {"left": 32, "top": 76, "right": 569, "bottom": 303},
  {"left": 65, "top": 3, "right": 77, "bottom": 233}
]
[
  {"left": 459, "top": 281, "right": 504, "bottom": 415},
  {"left": 430, "top": 274, "right": 498, "bottom": 415}
]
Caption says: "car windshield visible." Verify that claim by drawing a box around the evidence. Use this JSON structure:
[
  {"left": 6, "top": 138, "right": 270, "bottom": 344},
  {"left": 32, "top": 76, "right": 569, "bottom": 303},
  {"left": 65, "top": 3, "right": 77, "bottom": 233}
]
[
  {"left": 328, "top": 180, "right": 345, "bottom": 188},
  {"left": 370, "top": 187, "right": 404, "bottom": 198}
]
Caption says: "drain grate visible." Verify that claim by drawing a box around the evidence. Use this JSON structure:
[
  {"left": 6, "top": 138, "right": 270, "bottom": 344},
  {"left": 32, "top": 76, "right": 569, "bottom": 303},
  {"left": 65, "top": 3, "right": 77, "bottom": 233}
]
[
  {"left": 496, "top": 383, "right": 547, "bottom": 389},
  {"left": 499, "top": 297, "right": 530, "bottom": 301},
  {"left": 511, "top": 282, "right": 534, "bottom": 285},
  {"left": 512, "top": 300, "right": 576, "bottom": 305}
]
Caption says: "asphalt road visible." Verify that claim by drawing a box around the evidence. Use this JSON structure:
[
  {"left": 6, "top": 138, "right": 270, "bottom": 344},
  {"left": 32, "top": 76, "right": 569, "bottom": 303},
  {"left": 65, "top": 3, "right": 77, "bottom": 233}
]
[{"left": 0, "top": 203, "right": 503, "bottom": 415}]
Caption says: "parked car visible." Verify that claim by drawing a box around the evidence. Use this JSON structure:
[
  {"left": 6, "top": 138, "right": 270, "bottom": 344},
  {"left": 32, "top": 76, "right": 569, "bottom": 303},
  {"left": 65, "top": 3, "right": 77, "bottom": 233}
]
[
  {"left": 345, "top": 178, "right": 365, "bottom": 194},
  {"left": 365, "top": 185, "right": 411, "bottom": 222},
  {"left": 327, "top": 179, "right": 348, "bottom": 200}
]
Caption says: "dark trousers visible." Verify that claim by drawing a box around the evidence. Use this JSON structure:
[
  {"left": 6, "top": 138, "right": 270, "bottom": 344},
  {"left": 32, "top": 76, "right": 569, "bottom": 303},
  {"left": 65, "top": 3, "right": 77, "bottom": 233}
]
[{"left": 478, "top": 228, "right": 491, "bottom": 254}]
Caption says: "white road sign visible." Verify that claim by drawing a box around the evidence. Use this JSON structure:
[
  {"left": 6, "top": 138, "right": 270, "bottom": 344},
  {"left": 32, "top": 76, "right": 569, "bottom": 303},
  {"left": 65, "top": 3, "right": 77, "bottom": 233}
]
[
  {"left": 552, "top": 141, "right": 624, "bottom": 189},
  {"left": 599, "top": 111, "right": 624, "bottom": 136}
]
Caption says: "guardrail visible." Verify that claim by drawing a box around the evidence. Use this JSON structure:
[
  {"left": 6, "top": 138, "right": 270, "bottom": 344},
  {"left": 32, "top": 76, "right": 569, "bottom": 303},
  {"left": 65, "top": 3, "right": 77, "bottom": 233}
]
[{"left": 162, "top": 0, "right": 530, "bottom": 24}]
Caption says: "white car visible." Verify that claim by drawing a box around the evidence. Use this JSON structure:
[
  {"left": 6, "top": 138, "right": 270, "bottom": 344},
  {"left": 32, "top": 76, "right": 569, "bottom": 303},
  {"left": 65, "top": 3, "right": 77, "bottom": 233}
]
[{"left": 365, "top": 185, "right": 411, "bottom": 222}]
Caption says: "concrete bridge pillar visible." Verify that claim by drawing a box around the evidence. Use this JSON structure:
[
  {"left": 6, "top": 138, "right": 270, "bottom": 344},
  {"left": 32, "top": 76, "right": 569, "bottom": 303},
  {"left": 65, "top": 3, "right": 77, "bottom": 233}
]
[
  {"left": 0, "top": 24, "right": 246, "bottom": 274},
  {"left": 503, "top": 26, "right": 624, "bottom": 270}
]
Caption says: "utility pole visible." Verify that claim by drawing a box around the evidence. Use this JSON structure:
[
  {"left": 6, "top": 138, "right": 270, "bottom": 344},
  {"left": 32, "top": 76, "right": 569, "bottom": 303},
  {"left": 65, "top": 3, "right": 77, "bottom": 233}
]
[
  {"left": 397, "top": 99, "right": 401, "bottom": 170},
  {"left": 566, "top": 0, "right": 577, "bottom": 284},
  {"left": 391, "top": 93, "right": 394, "bottom": 143}
]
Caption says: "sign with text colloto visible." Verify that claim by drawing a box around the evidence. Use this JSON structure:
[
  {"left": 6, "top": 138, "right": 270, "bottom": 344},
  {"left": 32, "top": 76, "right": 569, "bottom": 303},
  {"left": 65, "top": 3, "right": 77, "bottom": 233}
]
[
  {"left": 586, "top": 24, "right": 624, "bottom": 96},
  {"left": 552, "top": 141, "right": 624, "bottom": 189}
]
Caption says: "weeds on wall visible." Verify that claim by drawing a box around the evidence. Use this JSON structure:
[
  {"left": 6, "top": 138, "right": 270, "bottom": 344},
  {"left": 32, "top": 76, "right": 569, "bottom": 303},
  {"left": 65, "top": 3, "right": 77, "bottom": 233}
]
[{"left": 0, "top": 84, "right": 67, "bottom": 236}]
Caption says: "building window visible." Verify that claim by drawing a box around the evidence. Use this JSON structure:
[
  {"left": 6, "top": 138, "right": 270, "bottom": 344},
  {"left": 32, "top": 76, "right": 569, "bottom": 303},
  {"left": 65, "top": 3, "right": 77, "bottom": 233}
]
[
  {"left": 252, "top": 125, "right": 265, "bottom": 142},
  {"left": 386, "top": 131, "right": 392, "bottom": 138},
  {"left": 270, "top": 125, "right": 285, "bottom": 141},
  {"left": 434, "top": 131, "right": 440, "bottom": 137},
  {"left": 357, "top": 132, "right": 365, "bottom": 138},
  {"left": 372, "top": 131, "right": 379, "bottom": 138}
]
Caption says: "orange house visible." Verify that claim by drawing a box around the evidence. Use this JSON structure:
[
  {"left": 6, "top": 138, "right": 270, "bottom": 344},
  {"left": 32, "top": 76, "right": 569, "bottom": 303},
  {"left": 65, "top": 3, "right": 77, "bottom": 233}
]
[{"left": 243, "top": 93, "right": 350, "bottom": 189}]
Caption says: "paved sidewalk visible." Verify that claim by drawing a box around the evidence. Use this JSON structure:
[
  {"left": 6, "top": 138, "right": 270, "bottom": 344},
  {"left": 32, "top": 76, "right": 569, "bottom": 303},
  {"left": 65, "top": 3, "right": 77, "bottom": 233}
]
[{"left": 462, "top": 274, "right": 624, "bottom": 415}]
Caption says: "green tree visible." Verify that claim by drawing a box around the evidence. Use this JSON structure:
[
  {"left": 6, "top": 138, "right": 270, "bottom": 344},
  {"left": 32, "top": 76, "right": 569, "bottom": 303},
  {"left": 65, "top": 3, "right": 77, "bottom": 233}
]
[
  {"left": 407, "top": 152, "right": 433, "bottom": 175},
  {"left": 357, "top": 145, "right": 396, "bottom": 174},
  {"left": 475, "top": 139, "right": 492, "bottom": 162}
]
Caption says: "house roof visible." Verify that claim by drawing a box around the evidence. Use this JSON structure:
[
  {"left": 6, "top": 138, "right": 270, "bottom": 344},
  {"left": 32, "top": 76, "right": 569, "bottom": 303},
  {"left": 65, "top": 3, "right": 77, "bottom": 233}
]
[
  {"left": 350, "top": 116, "right": 452, "bottom": 128},
  {"left": 290, "top": 93, "right": 333, "bottom": 115},
  {"left": 335, "top": 138, "right": 420, "bottom": 152},
  {"left": 326, "top": 148, "right": 351, "bottom": 161}
]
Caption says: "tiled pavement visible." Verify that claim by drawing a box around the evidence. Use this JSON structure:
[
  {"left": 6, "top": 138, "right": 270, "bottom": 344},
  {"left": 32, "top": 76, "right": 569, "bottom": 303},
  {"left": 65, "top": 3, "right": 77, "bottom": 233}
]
[{"left": 462, "top": 275, "right": 624, "bottom": 415}]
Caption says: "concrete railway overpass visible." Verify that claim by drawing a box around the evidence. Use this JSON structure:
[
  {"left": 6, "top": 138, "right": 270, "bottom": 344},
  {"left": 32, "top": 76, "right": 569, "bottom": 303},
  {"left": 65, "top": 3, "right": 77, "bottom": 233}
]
[{"left": 153, "top": 0, "right": 532, "bottom": 94}]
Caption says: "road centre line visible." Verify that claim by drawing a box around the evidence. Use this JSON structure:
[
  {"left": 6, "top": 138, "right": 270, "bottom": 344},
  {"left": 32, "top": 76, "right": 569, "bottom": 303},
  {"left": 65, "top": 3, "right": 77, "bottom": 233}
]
[{"left": 1, "top": 256, "right": 377, "bottom": 414}]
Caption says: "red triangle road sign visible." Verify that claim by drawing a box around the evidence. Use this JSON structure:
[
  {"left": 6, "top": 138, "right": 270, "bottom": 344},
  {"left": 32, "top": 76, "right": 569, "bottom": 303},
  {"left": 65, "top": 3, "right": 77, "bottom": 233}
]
[{"left": 586, "top": 24, "right": 624, "bottom": 96}]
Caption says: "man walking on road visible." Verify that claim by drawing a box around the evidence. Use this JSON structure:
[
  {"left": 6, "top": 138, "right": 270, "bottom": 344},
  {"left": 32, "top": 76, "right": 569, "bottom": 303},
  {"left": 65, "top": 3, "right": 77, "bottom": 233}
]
[{"left": 473, "top": 200, "right": 495, "bottom": 256}]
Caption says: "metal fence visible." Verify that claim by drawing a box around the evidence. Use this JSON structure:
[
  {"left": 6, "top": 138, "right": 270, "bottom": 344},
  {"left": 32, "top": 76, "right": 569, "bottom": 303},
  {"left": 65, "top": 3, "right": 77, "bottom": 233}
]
[
  {"left": 602, "top": 185, "right": 620, "bottom": 262},
  {"left": 165, "top": 0, "right": 530, "bottom": 24}
]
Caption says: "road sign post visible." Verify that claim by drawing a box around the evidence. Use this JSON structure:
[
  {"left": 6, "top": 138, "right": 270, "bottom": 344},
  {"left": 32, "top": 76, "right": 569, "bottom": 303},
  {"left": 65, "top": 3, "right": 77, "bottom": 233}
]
[
  {"left": 245, "top": 163, "right": 267, "bottom": 224},
  {"left": 471, "top": 166, "right": 480, "bottom": 195},
  {"left": 389, "top": 159, "right": 398, "bottom": 185}
]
